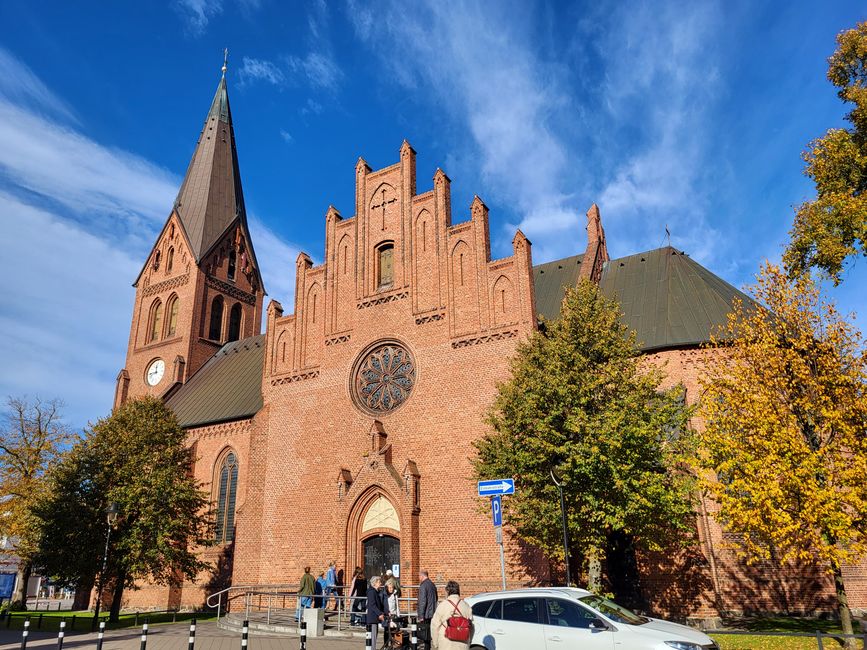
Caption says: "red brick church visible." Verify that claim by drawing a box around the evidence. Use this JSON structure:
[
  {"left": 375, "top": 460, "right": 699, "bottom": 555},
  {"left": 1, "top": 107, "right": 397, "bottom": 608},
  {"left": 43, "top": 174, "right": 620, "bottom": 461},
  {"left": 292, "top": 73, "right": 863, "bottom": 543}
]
[{"left": 113, "top": 69, "right": 861, "bottom": 618}]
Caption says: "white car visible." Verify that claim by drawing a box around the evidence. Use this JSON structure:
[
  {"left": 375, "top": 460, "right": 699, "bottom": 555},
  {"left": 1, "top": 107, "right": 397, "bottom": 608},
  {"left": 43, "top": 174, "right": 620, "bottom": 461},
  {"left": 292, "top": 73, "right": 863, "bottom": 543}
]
[{"left": 465, "top": 587, "right": 719, "bottom": 650}]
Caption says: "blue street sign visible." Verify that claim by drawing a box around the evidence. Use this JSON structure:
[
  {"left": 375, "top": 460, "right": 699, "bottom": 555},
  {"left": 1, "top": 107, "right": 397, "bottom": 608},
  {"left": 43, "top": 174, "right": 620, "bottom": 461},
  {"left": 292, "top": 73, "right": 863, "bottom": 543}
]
[
  {"left": 491, "top": 495, "right": 502, "bottom": 527},
  {"left": 478, "top": 478, "right": 515, "bottom": 496}
]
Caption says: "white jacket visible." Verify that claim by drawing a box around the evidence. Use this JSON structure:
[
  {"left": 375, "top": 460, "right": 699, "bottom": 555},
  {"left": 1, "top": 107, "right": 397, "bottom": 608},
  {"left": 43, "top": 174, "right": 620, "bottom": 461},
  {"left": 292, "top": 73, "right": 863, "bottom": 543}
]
[{"left": 430, "top": 595, "right": 473, "bottom": 650}]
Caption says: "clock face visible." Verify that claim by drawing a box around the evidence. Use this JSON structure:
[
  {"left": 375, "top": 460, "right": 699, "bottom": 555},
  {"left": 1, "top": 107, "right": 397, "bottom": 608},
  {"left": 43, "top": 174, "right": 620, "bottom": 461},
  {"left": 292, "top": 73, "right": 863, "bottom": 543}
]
[{"left": 146, "top": 359, "right": 165, "bottom": 386}]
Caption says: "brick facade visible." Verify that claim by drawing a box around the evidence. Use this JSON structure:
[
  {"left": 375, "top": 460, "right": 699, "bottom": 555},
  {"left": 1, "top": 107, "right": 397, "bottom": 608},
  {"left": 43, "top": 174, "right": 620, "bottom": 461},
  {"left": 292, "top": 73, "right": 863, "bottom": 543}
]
[{"left": 113, "top": 76, "right": 867, "bottom": 620}]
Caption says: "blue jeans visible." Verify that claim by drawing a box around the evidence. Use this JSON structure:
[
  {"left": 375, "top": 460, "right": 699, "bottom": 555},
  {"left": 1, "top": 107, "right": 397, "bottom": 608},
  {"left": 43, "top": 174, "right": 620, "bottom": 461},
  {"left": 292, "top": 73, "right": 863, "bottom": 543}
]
[{"left": 296, "top": 596, "right": 312, "bottom": 622}]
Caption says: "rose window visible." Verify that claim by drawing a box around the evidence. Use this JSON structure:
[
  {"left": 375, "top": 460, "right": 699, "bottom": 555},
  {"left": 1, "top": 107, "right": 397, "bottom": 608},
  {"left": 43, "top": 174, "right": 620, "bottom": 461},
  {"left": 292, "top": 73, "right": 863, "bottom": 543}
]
[{"left": 354, "top": 343, "right": 416, "bottom": 414}]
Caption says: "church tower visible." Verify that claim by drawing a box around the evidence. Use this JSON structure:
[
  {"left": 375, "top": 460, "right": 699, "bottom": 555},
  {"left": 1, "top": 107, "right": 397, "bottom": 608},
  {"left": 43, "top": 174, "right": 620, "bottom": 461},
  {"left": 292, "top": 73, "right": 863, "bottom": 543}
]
[{"left": 115, "top": 59, "right": 264, "bottom": 407}]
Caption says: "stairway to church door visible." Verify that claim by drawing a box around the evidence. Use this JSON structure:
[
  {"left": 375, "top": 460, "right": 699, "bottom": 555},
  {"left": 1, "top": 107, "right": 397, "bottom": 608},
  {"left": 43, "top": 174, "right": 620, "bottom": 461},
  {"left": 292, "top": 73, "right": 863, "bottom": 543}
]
[{"left": 363, "top": 534, "right": 400, "bottom": 582}]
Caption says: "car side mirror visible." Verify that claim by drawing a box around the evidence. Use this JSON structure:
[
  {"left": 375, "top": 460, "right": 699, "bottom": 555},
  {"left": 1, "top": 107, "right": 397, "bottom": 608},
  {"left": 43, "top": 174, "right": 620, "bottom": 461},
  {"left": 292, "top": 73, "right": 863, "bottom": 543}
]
[{"left": 589, "top": 618, "right": 608, "bottom": 631}]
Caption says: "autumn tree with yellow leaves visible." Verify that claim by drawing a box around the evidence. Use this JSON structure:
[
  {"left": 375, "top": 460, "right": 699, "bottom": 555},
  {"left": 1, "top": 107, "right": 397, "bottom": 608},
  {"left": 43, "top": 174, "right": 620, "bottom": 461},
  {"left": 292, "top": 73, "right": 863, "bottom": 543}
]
[
  {"left": 784, "top": 22, "right": 867, "bottom": 284},
  {"left": 698, "top": 263, "right": 867, "bottom": 643}
]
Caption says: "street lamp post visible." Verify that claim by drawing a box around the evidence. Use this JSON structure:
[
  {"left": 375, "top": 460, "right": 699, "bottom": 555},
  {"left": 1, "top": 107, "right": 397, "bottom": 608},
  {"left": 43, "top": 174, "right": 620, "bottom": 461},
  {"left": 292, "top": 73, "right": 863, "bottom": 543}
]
[
  {"left": 550, "top": 470, "right": 571, "bottom": 587},
  {"left": 92, "top": 502, "right": 119, "bottom": 629}
]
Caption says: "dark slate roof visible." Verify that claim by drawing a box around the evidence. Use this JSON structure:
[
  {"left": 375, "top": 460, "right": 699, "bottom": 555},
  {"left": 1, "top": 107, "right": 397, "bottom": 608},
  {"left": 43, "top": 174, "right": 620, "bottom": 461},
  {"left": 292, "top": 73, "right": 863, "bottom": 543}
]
[
  {"left": 173, "top": 76, "right": 248, "bottom": 262},
  {"left": 532, "top": 246, "right": 752, "bottom": 351},
  {"left": 532, "top": 254, "right": 583, "bottom": 322},
  {"left": 166, "top": 335, "right": 265, "bottom": 428}
]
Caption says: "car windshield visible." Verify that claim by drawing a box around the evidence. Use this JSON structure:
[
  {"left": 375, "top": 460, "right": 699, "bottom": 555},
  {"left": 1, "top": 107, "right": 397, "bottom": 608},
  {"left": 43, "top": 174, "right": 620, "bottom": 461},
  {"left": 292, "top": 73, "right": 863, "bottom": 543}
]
[{"left": 578, "top": 595, "right": 649, "bottom": 625}]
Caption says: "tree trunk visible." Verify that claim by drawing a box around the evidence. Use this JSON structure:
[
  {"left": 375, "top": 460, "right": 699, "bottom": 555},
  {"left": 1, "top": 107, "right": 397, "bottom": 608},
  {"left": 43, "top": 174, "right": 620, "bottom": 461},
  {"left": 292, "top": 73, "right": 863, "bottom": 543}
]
[
  {"left": 109, "top": 568, "right": 126, "bottom": 622},
  {"left": 10, "top": 561, "right": 32, "bottom": 610},
  {"left": 72, "top": 574, "right": 95, "bottom": 611},
  {"left": 587, "top": 550, "right": 602, "bottom": 593},
  {"left": 832, "top": 564, "right": 856, "bottom": 650}
]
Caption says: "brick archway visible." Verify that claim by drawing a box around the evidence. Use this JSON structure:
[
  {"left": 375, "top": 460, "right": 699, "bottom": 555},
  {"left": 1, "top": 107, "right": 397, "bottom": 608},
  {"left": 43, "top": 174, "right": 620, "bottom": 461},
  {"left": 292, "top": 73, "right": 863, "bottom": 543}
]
[{"left": 346, "top": 485, "right": 403, "bottom": 581}]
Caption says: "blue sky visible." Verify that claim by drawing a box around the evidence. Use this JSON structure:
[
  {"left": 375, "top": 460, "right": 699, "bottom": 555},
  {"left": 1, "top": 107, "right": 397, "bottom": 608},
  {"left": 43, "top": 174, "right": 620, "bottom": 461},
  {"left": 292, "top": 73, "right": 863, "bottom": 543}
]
[{"left": 1, "top": 0, "right": 864, "bottom": 428}]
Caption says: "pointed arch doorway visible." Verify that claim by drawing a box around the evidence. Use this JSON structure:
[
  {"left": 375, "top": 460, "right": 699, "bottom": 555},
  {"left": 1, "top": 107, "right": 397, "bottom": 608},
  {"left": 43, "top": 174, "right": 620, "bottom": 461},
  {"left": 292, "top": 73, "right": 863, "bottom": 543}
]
[
  {"left": 347, "top": 489, "right": 404, "bottom": 583},
  {"left": 363, "top": 534, "right": 400, "bottom": 582}
]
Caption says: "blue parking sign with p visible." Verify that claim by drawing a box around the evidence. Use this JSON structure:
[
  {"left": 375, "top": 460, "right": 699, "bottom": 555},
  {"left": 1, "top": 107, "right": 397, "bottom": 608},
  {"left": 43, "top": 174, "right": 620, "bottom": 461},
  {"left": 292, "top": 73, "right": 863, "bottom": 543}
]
[{"left": 491, "top": 494, "right": 502, "bottom": 527}]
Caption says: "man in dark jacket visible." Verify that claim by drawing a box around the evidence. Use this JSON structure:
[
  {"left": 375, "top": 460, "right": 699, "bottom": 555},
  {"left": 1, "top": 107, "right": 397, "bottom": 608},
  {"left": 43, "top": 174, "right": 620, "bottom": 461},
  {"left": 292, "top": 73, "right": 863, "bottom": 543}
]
[
  {"left": 366, "top": 576, "right": 388, "bottom": 649},
  {"left": 416, "top": 570, "right": 437, "bottom": 650}
]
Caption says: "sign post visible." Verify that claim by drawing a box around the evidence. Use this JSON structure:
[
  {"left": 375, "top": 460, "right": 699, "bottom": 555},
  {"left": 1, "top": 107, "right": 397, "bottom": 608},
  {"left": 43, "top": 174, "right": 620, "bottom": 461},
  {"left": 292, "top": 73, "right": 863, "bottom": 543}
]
[{"left": 479, "top": 481, "right": 513, "bottom": 591}]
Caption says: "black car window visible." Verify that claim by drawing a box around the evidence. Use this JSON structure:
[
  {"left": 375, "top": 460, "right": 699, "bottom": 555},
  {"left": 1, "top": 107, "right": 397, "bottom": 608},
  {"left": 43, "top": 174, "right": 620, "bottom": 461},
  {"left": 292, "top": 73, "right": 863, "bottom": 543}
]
[
  {"left": 545, "top": 598, "right": 597, "bottom": 628},
  {"left": 485, "top": 599, "right": 502, "bottom": 620},
  {"left": 471, "top": 601, "right": 493, "bottom": 618},
  {"left": 501, "top": 598, "right": 540, "bottom": 624}
]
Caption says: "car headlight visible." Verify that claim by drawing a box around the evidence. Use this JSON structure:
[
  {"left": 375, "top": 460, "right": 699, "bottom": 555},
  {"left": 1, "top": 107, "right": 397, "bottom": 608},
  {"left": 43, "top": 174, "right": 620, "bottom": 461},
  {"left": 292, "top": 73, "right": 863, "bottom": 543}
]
[{"left": 664, "top": 642, "right": 702, "bottom": 650}]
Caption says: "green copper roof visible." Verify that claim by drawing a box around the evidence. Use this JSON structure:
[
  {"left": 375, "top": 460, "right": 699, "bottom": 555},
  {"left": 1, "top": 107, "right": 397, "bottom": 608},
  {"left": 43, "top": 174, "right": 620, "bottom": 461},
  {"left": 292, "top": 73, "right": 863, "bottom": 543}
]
[
  {"left": 533, "top": 246, "right": 752, "bottom": 351},
  {"left": 166, "top": 335, "right": 264, "bottom": 428}
]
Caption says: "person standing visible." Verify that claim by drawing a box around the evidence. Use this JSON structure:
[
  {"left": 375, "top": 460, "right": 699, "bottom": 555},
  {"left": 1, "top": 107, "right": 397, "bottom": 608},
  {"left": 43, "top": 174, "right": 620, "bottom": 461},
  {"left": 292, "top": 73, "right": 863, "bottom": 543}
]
[
  {"left": 326, "top": 561, "right": 338, "bottom": 610},
  {"left": 416, "top": 570, "right": 437, "bottom": 650},
  {"left": 296, "top": 566, "right": 315, "bottom": 622},
  {"left": 349, "top": 567, "right": 366, "bottom": 626},
  {"left": 314, "top": 570, "right": 327, "bottom": 608},
  {"left": 366, "top": 576, "right": 388, "bottom": 650},
  {"left": 430, "top": 581, "right": 472, "bottom": 650},
  {"left": 385, "top": 569, "right": 402, "bottom": 597}
]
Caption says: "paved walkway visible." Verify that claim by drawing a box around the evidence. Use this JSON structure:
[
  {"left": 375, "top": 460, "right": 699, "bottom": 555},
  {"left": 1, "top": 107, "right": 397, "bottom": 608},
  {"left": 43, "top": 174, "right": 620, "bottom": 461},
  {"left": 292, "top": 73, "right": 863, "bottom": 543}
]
[{"left": 0, "top": 621, "right": 362, "bottom": 650}]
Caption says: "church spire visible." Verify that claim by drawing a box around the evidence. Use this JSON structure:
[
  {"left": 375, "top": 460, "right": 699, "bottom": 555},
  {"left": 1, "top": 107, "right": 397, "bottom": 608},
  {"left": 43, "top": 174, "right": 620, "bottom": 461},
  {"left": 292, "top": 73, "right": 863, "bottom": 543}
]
[{"left": 172, "top": 58, "right": 249, "bottom": 263}]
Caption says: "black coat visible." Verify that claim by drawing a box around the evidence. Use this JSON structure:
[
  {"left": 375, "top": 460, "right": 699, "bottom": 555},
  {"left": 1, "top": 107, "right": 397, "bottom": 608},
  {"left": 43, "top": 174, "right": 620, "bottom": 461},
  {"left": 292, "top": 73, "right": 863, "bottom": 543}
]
[
  {"left": 366, "top": 585, "right": 388, "bottom": 624},
  {"left": 417, "top": 578, "right": 437, "bottom": 621}
]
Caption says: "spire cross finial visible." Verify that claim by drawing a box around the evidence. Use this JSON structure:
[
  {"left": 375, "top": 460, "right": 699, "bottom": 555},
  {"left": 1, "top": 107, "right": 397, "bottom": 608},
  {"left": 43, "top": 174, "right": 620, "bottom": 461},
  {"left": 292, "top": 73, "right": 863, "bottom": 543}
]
[{"left": 222, "top": 48, "right": 228, "bottom": 77}]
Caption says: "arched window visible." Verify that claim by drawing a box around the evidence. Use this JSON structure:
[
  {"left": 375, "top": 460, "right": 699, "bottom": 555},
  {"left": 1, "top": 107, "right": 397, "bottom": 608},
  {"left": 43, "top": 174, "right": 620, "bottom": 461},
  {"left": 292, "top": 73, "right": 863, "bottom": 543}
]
[
  {"left": 227, "top": 303, "right": 242, "bottom": 342},
  {"left": 166, "top": 247, "right": 174, "bottom": 273},
  {"left": 166, "top": 295, "right": 179, "bottom": 337},
  {"left": 377, "top": 243, "right": 394, "bottom": 289},
  {"left": 153, "top": 250, "right": 161, "bottom": 271},
  {"left": 209, "top": 296, "right": 224, "bottom": 341},
  {"left": 228, "top": 250, "right": 237, "bottom": 281},
  {"left": 214, "top": 451, "right": 238, "bottom": 544},
  {"left": 148, "top": 300, "right": 163, "bottom": 343}
]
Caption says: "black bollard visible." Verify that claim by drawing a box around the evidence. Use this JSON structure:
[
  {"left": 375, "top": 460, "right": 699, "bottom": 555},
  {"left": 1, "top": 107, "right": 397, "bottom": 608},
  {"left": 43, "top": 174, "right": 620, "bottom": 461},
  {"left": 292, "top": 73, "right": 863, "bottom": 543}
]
[
  {"left": 140, "top": 619, "right": 149, "bottom": 650},
  {"left": 410, "top": 621, "right": 418, "bottom": 650},
  {"left": 241, "top": 619, "right": 249, "bottom": 650},
  {"left": 365, "top": 623, "right": 372, "bottom": 650},
  {"left": 56, "top": 620, "right": 66, "bottom": 650},
  {"left": 96, "top": 620, "right": 106, "bottom": 650},
  {"left": 70, "top": 615, "right": 76, "bottom": 631},
  {"left": 187, "top": 618, "right": 196, "bottom": 650},
  {"left": 134, "top": 612, "right": 139, "bottom": 627},
  {"left": 20, "top": 618, "right": 29, "bottom": 650},
  {"left": 299, "top": 620, "right": 307, "bottom": 650},
  {"left": 37, "top": 614, "right": 43, "bottom": 629}
]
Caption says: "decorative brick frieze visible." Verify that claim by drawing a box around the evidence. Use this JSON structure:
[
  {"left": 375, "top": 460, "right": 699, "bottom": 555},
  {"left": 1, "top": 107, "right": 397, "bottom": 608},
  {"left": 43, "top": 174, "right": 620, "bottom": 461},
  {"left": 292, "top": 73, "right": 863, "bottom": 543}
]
[
  {"left": 451, "top": 328, "right": 519, "bottom": 348},
  {"left": 206, "top": 276, "right": 257, "bottom": 306},
  {"left": 357, "top": 291, "right": 409, "bottom": 309},
  {"left": 142, "top": 273, "right": 189, "bottom": 297},
  {"left": 270, "top": 369, "right": 320, "bottom": 386},
  {"left": 325, "top": 334, "right": 351, "bottom": 346},
  {"left": 415, "top": 312, "right": 444, "bottom": 325}
]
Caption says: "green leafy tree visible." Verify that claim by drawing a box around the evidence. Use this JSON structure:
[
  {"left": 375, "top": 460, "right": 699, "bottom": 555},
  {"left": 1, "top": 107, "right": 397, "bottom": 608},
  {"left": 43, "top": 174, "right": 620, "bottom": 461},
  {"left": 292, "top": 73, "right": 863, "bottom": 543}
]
[
  {"left": 474, "top": 281, "right": 697, "bottom": 605},
  {"left": 32, "top": 397, "right": 212, "bottom": 620},
  {"left": 697, "top": 264, "right": 867, "bottom": 647},
  {"left": 784, "top": 22, "right": 867, "bottom": 284},
  {"left": 0, "top": 397, "right": 74, "bottom": 609}
]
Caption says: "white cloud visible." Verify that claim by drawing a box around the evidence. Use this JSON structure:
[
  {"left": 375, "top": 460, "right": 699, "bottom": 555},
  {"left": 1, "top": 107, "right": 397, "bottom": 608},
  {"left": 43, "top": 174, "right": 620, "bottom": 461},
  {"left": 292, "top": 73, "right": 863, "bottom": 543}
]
[
  {"left": 0, "top": 47, "right": 77, "bottom": 124},
  {"left": 247, "top": 215, "right": 301, "bottom": 308},
  {"left": 0, "top": 192, "right": 138, "bottom": 428},
  {"left": 239, "top": 57, "right": 286, "bottom": 86},
  {"left": 286, "top": 51, "right": 342, "bottom": 91},
  {"left": 593, "top": 2, "right": 724, "bottom": 263},
  {"left": 0, "top": 48, "right": 299, "bottom": 428},
  {"left": 174, "top": 0, "right": 224, "bottom": 35},
  {"left": 346, "top": 1, "right": 577, "bottom": 261},
  {"left": 279, "top": 129, "right": 293, "bottom": 143}
]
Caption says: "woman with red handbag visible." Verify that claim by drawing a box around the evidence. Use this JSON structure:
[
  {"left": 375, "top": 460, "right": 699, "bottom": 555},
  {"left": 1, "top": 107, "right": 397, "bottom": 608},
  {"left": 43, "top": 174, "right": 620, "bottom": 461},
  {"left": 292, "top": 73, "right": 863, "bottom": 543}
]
[{"left": 430, "top": 581, "right": 473, "bottom": 649}]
